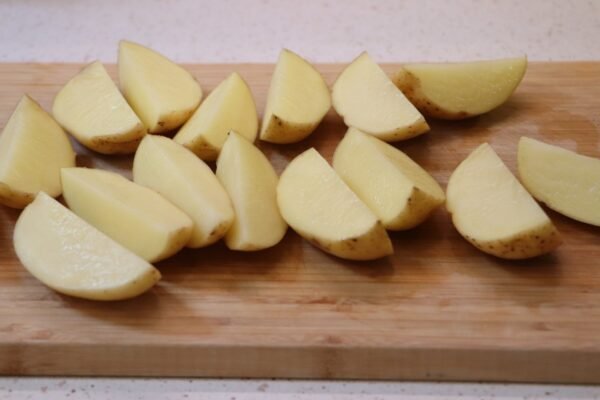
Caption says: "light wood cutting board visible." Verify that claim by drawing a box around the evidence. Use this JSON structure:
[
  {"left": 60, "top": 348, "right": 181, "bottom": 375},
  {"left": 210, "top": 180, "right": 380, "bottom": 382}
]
[{"left": 0, "top": 62, "right": 599, "bottom": 383}]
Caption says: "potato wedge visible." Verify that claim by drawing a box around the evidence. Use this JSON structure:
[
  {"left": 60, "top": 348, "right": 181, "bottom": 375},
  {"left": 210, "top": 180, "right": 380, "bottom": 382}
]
[
  {"left": 61, "top": 168, "right": 193, "bottom": 262},
  {"left": 53, "top": 61, "right": 146, "bottom": 154},
  {"left": 119, "top": 40, "right": 202, "bottom": 133},
  {"left": 446, "top": 143, "right": 560, "bottom": 259},
  {"left": 332, "top": 52, "right": 429, "bottom": 141},
  {"left": 277, "top": 148, "right": 393, "bottom": 260},
  {"left": 0, "top": 95, "right": 75, "bottom": 208},
  {"left": 216, "top": 131, "right": 287, "bottom": 250},
  {"left": 260, "top": 49, "right": 331, "bottom": 144},
  {"left": 133, "top": 135, "right": 234, "bottom": 248},
  {"left": 174, "top": 72, "right": 257, "bottom": 160},
  {"left": 333, "top": 128, "right": 444, "bottom": 230},
  {"left": 14, "top": 192, "right": 160, "bottom": 301},
  {"left": 394, "top": 57, "right": 527, "bottom": 119},
  {"left": 518, "top": 136, "right": 600, "bottom": 226}
]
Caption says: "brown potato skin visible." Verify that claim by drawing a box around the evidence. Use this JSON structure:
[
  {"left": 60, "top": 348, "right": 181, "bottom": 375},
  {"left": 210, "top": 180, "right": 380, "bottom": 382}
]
[
  {"left": 260, "top": 114, "right": 322, "bottom": 144},
  {"left": 300, "top": 220, "right": 393, "bottom": 261},
  {"left": 0, "top": 183, "right": 36, "bottom": 209},
  {"left": 394, "top": 69, "right": 472, "bottom": 120},
  {"left": 456, "top": 222, "right": 562, "bottom": 260},
  {"left": 87, "top": 131, "right": 146, "bottom": 155}
]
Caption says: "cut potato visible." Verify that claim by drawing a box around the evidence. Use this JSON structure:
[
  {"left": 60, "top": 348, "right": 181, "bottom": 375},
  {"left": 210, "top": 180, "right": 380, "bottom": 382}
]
[
  {"left": 52, "top": 61, "right": 146, "bottom": 154},
  {"left": 333, "top": 128, "right": 445, "bottom": 230},
  {"left": 332, "top": 52, "right": 429, "bottom": 142},
  {"left": 61, "top": 168, "right": 193, "bottom": 262},
  {"left": 174, "top": 72, "right": 257, "bottom": 160},
  {"left": 118, "top": 40, "right": 202, "bottom": 133},
  {"left": 13, "top": 192, "right": 160, "bottom": 301},
  {"left": 446, "top": 143, "right": 561, "bottom": 259},
  {"left": 518, "top": 137, "right": 600, "bottom": 226},
  {"left": 0, "top": 95, "right": 75, "bottom": 208},
  {"left": 277, "top": 148, "right": 393, "bottom": 260},
  {"left": 216, "top": 132, "right": 287, "bottom": 250},
  {"left": 394, "top": 57, "right": 527, "bottom": 119},
  {"left": 260, "top": 49, "right": 331, "bottom": 144},
  {"left": 133, "top": 135, "right": 234, "bottom": 248}
]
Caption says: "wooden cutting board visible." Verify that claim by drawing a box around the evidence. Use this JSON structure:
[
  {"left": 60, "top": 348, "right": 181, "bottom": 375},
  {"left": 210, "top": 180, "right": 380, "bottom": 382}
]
[{"left": 1, "top": 62, "right": 599, "bottom": 383}]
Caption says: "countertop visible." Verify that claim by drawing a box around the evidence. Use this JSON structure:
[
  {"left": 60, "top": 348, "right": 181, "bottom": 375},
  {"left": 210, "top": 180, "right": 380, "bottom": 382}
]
[{"left": 1, "top": 0, "right": 600, "bottom": 398}]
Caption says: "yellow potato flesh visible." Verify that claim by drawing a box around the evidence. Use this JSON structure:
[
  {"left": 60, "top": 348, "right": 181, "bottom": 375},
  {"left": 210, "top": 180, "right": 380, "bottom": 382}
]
[
  {"left": 118, "top": 40, "right": 202, "bottom": 133},
  {"left": 13, "top": 192, "right": 160, "bottom": 301},
  {"left": 216, "top": 132, "right": 287, "bottom": 250},
  {"left": 395, "top": 57, "right": 527, "bottom": 119},
  {"left": 333, "top": 128, "right": 445, "bottom": 230},
  {"left": 260, "top": 49, "right": 331, "bottom": 144},
  {"left": 446, "top": 143, "right": 560, "bottom": 259},
  {"left": 518, "top": 136, "right": 600, "bottom": 226},
  {"left": 332, "top": 52, "right": 429, "bottom": 142},
  {"left": 61, "top": 168, "right": 193, "bottom": 262},
  {"left": 133, "top": 135, "right": 234, "bottom": 248},
  {"left": 277, "top": 148, "right": 393, "bottom": 260},
  {"left": 52, "top": 61, "right": 145, "bottom": 154},
  {"left": 174, "top": 72, "right": 257, "bottom": 160},
  {"left": 0, "top": 95, "right": 75, "bottom": 208}
]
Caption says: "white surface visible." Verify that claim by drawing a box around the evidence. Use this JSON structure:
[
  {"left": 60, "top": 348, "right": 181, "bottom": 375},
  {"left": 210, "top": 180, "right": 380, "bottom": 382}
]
[
  {"left": 0, "top": 0, "right": 599, "bottom": 63},
  {"left": 1, "top": 378, "right": 600, "bottom": 400},
  {"left": 1, "top": 0, "right": 600, "bottom": 398}
]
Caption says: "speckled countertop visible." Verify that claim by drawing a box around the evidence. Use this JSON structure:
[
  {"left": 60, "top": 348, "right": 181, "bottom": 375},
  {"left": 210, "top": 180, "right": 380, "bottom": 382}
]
[
  {"left": 1, "top": 0, "right": 599, "bottom": 63},
  {"left": 1, "top": 0, "right": 600, "bottom": 399}
]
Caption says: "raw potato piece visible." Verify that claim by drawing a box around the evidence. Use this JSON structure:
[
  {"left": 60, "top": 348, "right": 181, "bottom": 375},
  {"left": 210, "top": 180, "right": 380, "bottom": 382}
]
[
  {"left": 119, "top": 40, "right": 202, "bottom": 133},
  {"left": 446, "top": 143, "right": 561, "bottom": 259},
  {"left": 174, "top": 72, "right": 258, "bottom": 160},
  {"left": 0, "top": 95, "right": 75, "bottom": 208},
  {"left": 333, "top": 128, "right": 445, "bottom": 230},
  {"left": 53, "top": 61, "right": 146, "bottom": 154},
  {"left": 13, "top": 192, "right": 160, "bottom": 301},
  {"left": 277, "top": 148, "right": 393, "bottom": 260},
  {"left": 61, "top": 168, "right": 193, "bottom": 262},
  {"left": 216, "top": 132, "right": 287, "bottom": 250},
  {"left": 133, "top": 135, "right": 234, "bottom": 248},
  {"left": 518, "top": 137, "right": 600, "bottom": 226},
  {"left": 332, "top": 52, "right": 429, "bottom": 141},
  {"left": 394, "top": 57, "right": 527, "bottom": 119},
  {"left": 260, "top": 49, "right": 331, "bottom": 144}
]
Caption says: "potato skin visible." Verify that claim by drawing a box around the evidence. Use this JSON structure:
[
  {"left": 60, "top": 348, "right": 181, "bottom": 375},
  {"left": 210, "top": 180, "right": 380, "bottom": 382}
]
[
  {"left": 300, "top": 221, "right": 393, "bottom": 261},
  {"left": 178, "top": 135, "right": 220, "bottom": 161},
  {"left": 0, "top": 183, "right": 36, "bottom": 209},
  {"left": 453, "top": 220, "right": 562, "bottom": 260},
  {"left": 394, "top": 69, "right": 472, "bottom": 120},
  {"left": 260, "top": 114, "right": 322, "bottom": 144},
  {"left": 386, "top": 187, "right": 444, "bottom": 231},
  {"left": 150, "top": 108, "right": 197, "bottom": 134},
  {"left": 81, "top": 124, "right": 147, "bottom": 155},
  {"left": 361, "top": 118, "right": 430, "bottom": 142}
]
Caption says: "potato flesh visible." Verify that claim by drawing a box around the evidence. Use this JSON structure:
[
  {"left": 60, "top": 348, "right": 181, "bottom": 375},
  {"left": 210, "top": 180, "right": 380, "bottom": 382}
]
[
  {"left": 174, "top": 72, "right": 257, "bottom": 160},
  {"left": 118, "top": 41, "right": 202, "bottom": 133},
  {"left": 13, "top": 192, "right": 160, "bottom": 301},
  {"left": 332, "top": 52, "right": 428, "bottom": 141},
  {"left": 333, "top": 128, "right": 445, "bottom": 230},
  {"left": 216, "top": 132, "right": 287, "bottom": 250},
  {"left": 133, "top": 135, "right": 234, "bottom": 248},
  {"left": 61, "top": 168, "right": 193, "bottom": 262},
  {"left": 395, "top": 57, "right": 527, "bottom": 118},
  {"left": 52, "top": 61, "right": 145, "bottom": 154},
  {"left": 0, "top": 96, "right": 75, "bottom": 208},
  {"left": 277, "top": 148, "right": 393, "bottom": 260},
  {"left": 260, "top": 49, "right": 331, "bottom": 143},
  {"left": 518, "top": 137, "right": 600, "bottom": 226},
  {"left": 446, "top": 143, "right": 560, "bottom": 259}
]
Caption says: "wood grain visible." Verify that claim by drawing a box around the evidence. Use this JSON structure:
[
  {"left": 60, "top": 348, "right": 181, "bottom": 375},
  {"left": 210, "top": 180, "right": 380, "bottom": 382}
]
[{"left": 1, "top": 63, "right": 599, "bottom": 382}]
